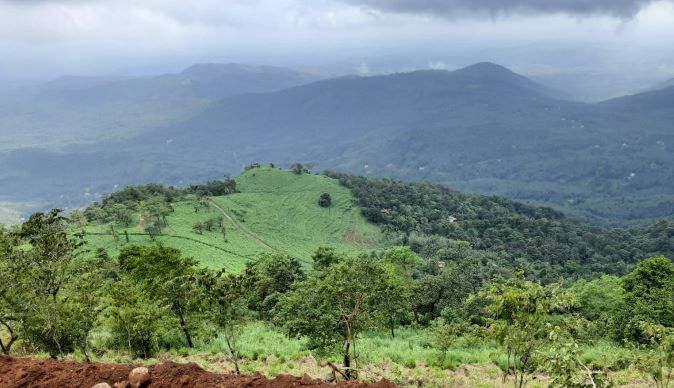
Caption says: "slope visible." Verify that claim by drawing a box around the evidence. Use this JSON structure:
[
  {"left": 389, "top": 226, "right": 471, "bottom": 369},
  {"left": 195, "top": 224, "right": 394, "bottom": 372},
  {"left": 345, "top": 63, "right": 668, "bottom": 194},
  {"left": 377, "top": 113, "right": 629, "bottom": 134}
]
[{"left": 83, "top": 167, "right": 382, "bottom": 270}]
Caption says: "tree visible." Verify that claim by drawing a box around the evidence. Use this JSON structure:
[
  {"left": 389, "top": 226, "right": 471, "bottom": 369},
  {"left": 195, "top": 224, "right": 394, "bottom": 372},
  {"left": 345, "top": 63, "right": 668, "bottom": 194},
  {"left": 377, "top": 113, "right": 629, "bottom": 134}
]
[
  {"left": 244, "top": 253, "right": 306, "bottom": 318},
  {"left": 377, "top": 247, "right": 418, "bottom": 337},
  {"left": 61, "top": 259, "right": 109, "bottom": 362},
  {"left": 639, "top": 322, "right": 674, "bottom": 388},
  {"left": 3, "top": 210, "right": 86, "bottom": 358},
  {"left": 118, "top": 245, "right": 204, "bottom": 348},
  {"left": 105, "top": 279, "right": 167, "bottom": 358},
  {"left": 192, "top": 222, "right": 205, "bottom": 235},
  {"left": 481, "top": 274, "right": 572, "bottom": 388},
  {"left": 318, "top": 193, "right": 332, "bottom": 208},
  {"left": 276, "top": 257, "right": 409, "bottom": 379},
  {"left": 570, "top": 275, "right": 625, "bottom": 338},
  {"left": 545, "top": 328, "right": 613, "bottom": 388},
  {"left": 201, "top": 270, "right": 249, "bottom": 374},
  {"left": 144, "top": 218, "right": 163, "bottom": 239},
  {"left": 619, "top": 257, "right": 674, "bottom": 342},
  {"left": 311, "top": 247, "right": 344, "bottom": 271},
  {"left": 107, "top": 203, "right": 133, "bottom": 227},
  {"left": 142, "top": 196, "right": 171, "bottom": 227},
  {"left": 290, "top": 163, "right": 307, "bottom": 175},
  {"left": 0, "top": 227, "right": 21, "bottom": 355}
]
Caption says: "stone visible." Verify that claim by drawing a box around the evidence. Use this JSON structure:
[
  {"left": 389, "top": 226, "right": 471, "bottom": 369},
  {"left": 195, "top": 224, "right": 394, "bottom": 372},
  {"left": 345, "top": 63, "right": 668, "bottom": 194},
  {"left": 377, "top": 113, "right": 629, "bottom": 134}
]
[{"left": 128, "top": 367, "right": 151, "bottom": 388}]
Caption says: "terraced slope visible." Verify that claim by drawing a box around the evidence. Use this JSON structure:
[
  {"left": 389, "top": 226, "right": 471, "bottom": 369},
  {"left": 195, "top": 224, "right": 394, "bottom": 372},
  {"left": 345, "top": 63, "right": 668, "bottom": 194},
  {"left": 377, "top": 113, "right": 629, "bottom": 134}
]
[{"left": 84, "top": 168, "right": 382, "bottom": 271}]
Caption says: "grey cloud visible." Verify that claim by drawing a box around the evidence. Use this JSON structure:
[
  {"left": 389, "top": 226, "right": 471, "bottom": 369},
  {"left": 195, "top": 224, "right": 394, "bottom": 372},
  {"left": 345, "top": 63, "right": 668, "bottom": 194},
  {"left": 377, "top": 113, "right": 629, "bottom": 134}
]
[{"left": 342, "top": 0, "right": 671, "bottom": 17}]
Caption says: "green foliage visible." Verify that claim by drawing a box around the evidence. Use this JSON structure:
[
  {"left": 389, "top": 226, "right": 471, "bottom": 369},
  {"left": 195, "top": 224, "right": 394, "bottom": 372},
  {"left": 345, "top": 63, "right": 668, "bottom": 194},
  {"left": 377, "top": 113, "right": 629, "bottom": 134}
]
[
  {"left": 570, "top": 276, "right": 625, "bottom": 338},
  {"left": 413, "top": 257, "right": 491, "bottom": 324},
  {"left": 481, "top": 274, "right": 573, "bottom": 388},
  {"left": 545, "top": 330, "right": 614, "bottom": 388},
  {"left": 106, "top": 203, "right": 133, "bottom": 227},
  {"left": 0, "top": 209, "right": 90, "bottom": 358},
  {"left": 200, "top": 269, "right": 250, "bottom": 373},
  {"left": 84, "top": 168, "right": 382, "bottom": 271},
  {"left": 328, "top": 171, "right": 674, "bottom": 280},
  {"left": 638, "top": 322, "right": 674, "bottom": 388},
  {"left": 290, "top": 163, "right": 309, "bottom": 175},
  {"left": 619, "top": 257, "right": 674, "bottom": 342},
  {"left": 318, "top": 193, "right": 332, "bottom": 208},
  {"left": 311, "top": 246, "right": 345, "bottom": 271},
  {"left": 276, "top": 257, "right": 410, "bottom": 378},
  {"left": 104, "top": 279, "right": 167, "bottom": 358},
  {"left": 118, "top": 245, "right": 206, "bottom": 348},
  {"left": 243, "top": 253, "right": 306, "bottom": 318}
]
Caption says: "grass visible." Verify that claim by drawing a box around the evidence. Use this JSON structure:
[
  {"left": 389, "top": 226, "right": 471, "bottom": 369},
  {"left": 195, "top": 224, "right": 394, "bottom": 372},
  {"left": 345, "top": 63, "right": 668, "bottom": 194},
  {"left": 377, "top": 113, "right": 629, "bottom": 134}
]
[
  {"left": 82, "top": 168, "right": 383, "bottom": 271},
  {"left": 12, "top": 322, "right": 653, "bottom": 387}
]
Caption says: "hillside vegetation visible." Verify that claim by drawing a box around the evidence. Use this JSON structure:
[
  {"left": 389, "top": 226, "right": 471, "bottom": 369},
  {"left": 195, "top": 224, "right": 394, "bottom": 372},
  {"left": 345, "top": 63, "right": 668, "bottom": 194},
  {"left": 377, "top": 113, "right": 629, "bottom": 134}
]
[
  {"left": 1, "top": 167, "right": 673, "bottom": 387},
  {"left": 82, "top": 167, "right": 381, "bottom": 270}
]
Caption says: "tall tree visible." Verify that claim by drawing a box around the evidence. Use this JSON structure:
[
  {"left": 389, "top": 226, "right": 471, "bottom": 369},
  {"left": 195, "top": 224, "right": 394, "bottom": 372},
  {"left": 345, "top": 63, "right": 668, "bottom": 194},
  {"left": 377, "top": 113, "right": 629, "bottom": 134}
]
[
  {"left": 118, "top": 245, "right": 204, "bottom": 348},
  {"left": 4, "top": 210, "right": 85, "bottom": 358},
  {"left": 481, "top": 274, "right": 572, "bottom": 388},
  {"left": 276, "top": 257, "right": 408, "bottom": 379},
  {"left": 619, "top": 256, "right": 674, "bottom": 342}
]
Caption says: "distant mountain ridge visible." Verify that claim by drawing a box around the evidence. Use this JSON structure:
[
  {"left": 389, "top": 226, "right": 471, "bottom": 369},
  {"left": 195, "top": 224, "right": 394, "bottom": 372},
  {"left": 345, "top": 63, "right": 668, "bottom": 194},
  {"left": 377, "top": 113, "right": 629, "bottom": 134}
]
[
  {"left": 0, "top": 63, "right": 320, "bottom": 149},
  {"left": 1, "top": 62, "right": 674, "bottom": 224}
]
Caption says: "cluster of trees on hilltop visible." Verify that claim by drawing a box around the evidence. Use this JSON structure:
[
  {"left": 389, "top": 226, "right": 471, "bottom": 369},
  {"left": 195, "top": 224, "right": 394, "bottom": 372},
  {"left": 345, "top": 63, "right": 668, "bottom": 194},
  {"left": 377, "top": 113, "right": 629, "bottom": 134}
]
[
  {"left": 326, "top": 172, "right": 674, "bottom": 281},
  {"left": 1, "top": 211, "right": 672, "bottom": 386},
  {"left": 73, "top": 176, "right": 237, "bottom": 237}
]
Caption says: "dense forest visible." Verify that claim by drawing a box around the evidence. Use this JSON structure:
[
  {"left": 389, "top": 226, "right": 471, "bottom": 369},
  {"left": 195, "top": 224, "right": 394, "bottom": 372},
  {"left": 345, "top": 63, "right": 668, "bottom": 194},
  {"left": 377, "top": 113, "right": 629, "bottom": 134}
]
[
  {"left": 1, "top": 168, "right": 673, "bottom": 387},
  {"left": 327, "top": 171, "right": 674, "bottom": 282}
]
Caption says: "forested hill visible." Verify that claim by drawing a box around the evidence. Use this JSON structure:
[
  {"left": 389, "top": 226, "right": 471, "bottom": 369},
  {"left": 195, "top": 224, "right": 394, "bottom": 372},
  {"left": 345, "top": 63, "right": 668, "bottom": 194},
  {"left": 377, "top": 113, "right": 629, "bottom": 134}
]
[
  {"left": 326, "top": 171, "right": 674, "bottom": 281},
  {"left": 75, "top": 166, "right": 674, "bottom": 283}
]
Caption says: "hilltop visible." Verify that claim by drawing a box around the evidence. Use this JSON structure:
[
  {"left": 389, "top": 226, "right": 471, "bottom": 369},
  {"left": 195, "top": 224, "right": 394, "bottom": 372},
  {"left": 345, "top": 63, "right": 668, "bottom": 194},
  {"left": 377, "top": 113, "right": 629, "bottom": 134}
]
[
  {"left": 82, "top": 167, "right": 382, "bottom": 270},
  {"left": 78, "top": 166, "right": 674, "bottom": 280}
]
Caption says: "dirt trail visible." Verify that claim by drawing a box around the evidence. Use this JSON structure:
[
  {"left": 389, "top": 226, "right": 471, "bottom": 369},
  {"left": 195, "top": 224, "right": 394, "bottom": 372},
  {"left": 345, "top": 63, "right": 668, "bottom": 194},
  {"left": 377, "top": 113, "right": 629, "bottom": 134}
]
[
  {"left": 207, "top": 198, "right": 278, "bottom": 252},
  {"left": 0, "top": 356, "right": 395, "bottom": 388}
]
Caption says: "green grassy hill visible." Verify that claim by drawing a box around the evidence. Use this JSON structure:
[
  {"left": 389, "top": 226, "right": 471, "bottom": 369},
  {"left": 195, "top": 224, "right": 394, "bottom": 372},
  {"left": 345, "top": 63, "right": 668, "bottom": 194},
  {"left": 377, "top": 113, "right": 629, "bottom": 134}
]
[{"left": 83, "top": 168, "right": 382, "bottom": 271}]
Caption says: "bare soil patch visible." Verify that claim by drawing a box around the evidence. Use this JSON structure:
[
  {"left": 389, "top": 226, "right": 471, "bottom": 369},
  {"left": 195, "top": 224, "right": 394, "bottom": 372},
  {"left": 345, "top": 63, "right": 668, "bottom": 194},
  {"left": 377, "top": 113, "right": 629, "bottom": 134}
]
[{"left": 0, "top": 356, "right": 395, "bottom": 388}]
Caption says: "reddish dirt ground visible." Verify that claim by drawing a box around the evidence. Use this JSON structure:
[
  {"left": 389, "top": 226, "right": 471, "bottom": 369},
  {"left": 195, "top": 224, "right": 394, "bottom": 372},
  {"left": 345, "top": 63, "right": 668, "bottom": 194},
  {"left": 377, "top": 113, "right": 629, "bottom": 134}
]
[{"left": 0, "top": 356, "right": 395, "bottom": 388}]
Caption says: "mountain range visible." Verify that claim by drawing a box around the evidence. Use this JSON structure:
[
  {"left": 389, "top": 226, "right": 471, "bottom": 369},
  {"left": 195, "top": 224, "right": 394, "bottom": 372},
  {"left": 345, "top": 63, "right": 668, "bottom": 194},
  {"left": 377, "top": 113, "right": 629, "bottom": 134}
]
[
  {"left": 1, "top": 62, "right": 673, "bottom": 224},
  {"left": 0, "top": 63, "right": 319, "bottom": 150}
]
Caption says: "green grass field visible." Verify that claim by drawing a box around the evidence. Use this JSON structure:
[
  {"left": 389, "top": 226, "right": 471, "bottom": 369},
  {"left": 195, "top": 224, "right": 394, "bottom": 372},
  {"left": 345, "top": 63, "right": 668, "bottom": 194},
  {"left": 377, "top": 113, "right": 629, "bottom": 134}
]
[
  {"left": 85, "top": 323, "right": 651, "bottom": 388},
  {"left": 83, "top": 168, "right": 383, "bottom": 271}
]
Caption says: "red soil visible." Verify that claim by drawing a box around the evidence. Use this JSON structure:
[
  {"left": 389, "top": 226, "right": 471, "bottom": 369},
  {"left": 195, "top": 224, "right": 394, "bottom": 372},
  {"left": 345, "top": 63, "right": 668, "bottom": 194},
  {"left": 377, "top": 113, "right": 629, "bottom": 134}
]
[{"left": 0, "top": 356, "right": 395, "bottom": 388}]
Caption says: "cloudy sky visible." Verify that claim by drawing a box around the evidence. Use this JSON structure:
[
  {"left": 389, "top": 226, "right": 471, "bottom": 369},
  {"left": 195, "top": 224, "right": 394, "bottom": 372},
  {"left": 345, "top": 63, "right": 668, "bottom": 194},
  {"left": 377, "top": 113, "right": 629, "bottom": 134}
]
[{"left": 1, "top": 0, "right": 674, "bottom": 98}]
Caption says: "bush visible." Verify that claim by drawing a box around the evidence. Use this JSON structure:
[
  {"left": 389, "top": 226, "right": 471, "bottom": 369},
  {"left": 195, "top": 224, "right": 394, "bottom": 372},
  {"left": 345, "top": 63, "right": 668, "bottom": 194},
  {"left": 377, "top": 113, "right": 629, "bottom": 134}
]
[{"left": 318, "top": 193, "right": 332, "bottom": 208}]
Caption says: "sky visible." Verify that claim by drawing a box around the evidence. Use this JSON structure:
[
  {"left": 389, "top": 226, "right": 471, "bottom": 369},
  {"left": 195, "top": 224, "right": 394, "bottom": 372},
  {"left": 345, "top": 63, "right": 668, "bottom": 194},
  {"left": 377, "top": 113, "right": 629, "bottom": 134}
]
[{"left": 1, "top": 0, "right": 674, "bottom": 99}]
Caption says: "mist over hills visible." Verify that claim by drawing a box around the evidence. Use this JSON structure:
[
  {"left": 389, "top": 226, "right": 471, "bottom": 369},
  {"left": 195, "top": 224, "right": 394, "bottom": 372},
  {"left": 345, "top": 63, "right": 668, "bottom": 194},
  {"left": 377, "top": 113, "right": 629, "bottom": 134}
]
[
  {"left": 0, "top": 63, "right": 319, "bottom": 150},
  {"left": 1, "top": 62, "right": 673, "bottom": 224}
]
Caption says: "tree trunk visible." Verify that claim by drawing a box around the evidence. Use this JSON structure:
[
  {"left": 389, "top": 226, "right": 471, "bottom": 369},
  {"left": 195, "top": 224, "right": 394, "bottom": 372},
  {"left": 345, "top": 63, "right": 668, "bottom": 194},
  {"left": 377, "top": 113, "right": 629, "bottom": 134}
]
[
  {"left": 0, "top": 320, "right": 18, "bottom": 355},
  {"left": 225, "top": 333, "right": 240, "bottom": 375},
  {"left": 343, "top": 340, "right": 351, "bottom": 380},
  {"left": 177, "top": 306, "right": 194, "bottom": 348},
  {"left": 389, "top": 316, "right": 395, "bottom": 338}
]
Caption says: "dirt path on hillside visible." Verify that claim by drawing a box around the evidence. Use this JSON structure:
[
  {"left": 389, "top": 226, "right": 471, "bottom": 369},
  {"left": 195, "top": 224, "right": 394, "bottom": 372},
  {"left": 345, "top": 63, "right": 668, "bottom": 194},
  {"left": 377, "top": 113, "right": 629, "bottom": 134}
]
[
  {"left": 207, "top": 199, "right": 278, "bottom": 252},
  {"left": 0, "top": 356, "right": 395, "bottom": 388}
]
